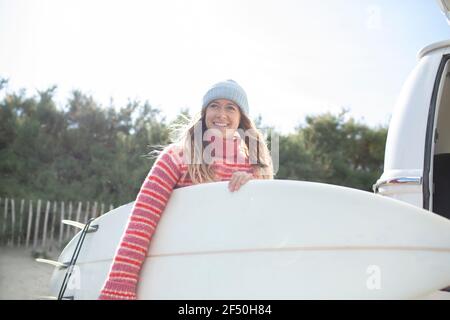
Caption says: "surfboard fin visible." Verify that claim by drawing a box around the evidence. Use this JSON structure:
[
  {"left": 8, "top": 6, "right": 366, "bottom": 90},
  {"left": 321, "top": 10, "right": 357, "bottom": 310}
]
[
  {"left": 36, "top": 296, "right": 58, "bottom": 300},
  {"left": 36, "top": 295, "right": 74, "bottom": 300},
  {"left": 62, "top": 219, "right": 99, "bottom": 233},
  {"left": 35, "top": 258, "right": 69, "bottom": 269}
]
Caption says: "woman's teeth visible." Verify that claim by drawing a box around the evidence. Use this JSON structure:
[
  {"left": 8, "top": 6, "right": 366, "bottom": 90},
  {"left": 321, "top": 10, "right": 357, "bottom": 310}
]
[{"left": 214, "top": 122, "right": 228, "bottom": 127}]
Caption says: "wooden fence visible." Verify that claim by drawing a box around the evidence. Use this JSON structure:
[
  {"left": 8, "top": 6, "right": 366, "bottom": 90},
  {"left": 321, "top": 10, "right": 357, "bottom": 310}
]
[{"left": 0, "top": 197, "right": 114, "bottom": 252}]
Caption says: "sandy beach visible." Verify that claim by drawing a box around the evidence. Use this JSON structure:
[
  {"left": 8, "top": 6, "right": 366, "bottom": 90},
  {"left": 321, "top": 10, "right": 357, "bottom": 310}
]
[
  {"left": 1, "top": 246, "right": 448, "bottom": 300},
  {"left": 0, "top": 247, "right": 57, "bottom": 300}
]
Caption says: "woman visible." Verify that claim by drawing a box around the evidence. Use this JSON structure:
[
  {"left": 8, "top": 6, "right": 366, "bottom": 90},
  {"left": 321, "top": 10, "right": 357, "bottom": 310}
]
[{"left": 99, "top": 79, "right": 273, "bottom": 299}]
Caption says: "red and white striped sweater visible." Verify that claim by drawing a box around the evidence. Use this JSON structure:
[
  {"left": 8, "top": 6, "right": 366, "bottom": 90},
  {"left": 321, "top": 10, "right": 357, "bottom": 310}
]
[{"left": 98, "top": 138, "right": 254, "bottom": 299}]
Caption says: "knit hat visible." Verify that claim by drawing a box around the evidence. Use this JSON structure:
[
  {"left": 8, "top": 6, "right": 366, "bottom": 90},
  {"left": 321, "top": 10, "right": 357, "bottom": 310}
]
[{"left": 202, "top": 80, "right": 249, "bottom": 115}]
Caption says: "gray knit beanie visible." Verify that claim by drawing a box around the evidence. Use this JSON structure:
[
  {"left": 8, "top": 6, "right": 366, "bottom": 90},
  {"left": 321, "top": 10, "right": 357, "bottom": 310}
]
[{"left": 202, "top": 79, "right": 249, "bottom": 116}]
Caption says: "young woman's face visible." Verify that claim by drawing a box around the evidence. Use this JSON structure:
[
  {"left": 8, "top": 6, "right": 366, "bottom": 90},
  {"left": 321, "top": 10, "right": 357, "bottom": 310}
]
[{"left": 205, "top": 99, "right": 241, "bottom": 138}]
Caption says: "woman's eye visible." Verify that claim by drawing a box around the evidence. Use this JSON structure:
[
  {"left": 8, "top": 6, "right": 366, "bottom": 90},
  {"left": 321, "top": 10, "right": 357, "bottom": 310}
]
[{"left": 226, "top": 106, "right": 236, "bottom": 112}]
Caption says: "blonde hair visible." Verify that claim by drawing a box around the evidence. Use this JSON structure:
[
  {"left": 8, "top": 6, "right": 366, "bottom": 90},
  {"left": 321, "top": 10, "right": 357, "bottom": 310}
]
[{"left": 168, "top": 107, "right": 273, "bottom": 184}]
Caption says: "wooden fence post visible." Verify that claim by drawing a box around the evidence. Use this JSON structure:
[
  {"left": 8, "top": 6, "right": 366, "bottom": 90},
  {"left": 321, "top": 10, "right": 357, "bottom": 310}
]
[
  {"left": 33, "top": 199, "right": 42, "bottom": 249},
  {"left": 84, "top": 201, "right": 90, "bottom": 223},
  {"left": 75, "top": 201, "right": 82, "bottom": 224},
  {"left": 92, "top": 202, "right": 98, "bottom": 220},
  {"left": 3, "top": 197, "right": 8, "bottom": 245},
  {"left": 25, "top": 200, "right": 33, "bottom": 248},
  {"left": 59, "top": 201, "right": 65, "bottom": 246},
  {"left": 18, "top": 199, "right": 25, "bottom": 247},
  {"left": 10, "top": 199, "right": 15, "bottom": 247},
  {"left": 42, "top": 201, "right": 50, "bottom": 250},
  {"left": 50, "top": 201, "right": 57, "bottom": 251},
  {"left": 66, "top": 202, "right": 74, "bottom": 240}
]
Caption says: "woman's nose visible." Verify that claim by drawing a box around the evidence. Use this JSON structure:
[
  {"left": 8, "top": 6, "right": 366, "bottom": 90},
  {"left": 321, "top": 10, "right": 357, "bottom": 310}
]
[{"left": 215, "top": 107, "right": 227, "bottom": 117}]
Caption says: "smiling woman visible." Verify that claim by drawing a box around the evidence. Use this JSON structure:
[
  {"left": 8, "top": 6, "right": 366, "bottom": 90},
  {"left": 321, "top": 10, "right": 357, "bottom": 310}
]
[{"left": 98, "top": 79, "right": 273, "bottom": 299}]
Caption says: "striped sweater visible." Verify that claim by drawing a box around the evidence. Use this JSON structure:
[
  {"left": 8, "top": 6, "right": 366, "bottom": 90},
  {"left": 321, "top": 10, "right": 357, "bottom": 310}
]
[{"left": 98, "top": 138, "right": 254, "bottom": 299}]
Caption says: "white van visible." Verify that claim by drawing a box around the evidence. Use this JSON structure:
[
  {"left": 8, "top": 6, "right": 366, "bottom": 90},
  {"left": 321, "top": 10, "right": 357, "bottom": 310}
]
[{"left": 374, "top": 0, "right": 450, "bottom": 222}]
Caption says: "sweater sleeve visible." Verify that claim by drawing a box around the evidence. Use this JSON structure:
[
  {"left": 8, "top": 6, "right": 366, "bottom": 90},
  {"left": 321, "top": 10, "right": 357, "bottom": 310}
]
[{"left": 98, "top": 146, "right": 182, "bottom": 300}]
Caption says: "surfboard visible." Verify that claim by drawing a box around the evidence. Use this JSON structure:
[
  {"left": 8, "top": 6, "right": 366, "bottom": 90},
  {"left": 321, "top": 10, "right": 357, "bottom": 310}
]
[{"left": 47, "top": 180, "right": 450, "bottom": 299}]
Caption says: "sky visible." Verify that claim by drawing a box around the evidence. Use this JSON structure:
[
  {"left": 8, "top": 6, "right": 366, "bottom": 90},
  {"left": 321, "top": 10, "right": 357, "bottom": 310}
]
[{"left": 0, "top": 0, "right": 449, "bottom": 133}]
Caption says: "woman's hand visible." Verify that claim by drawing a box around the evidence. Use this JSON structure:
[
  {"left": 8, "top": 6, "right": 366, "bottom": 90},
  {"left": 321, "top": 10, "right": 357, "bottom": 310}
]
[{"left": 228, "top": 171, "right": 253, "bottom": 192}]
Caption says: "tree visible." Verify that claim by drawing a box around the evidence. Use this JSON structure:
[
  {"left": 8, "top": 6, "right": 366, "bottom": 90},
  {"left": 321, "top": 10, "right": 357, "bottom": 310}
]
[{"left": 298, "top": 110, "right": 387, "bottom": 191}]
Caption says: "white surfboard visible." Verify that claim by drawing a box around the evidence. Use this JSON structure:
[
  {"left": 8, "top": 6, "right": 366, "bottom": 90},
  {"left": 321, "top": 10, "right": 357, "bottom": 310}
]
[{"left": 47, "top": 180, "right": 450, "bottom": 299}]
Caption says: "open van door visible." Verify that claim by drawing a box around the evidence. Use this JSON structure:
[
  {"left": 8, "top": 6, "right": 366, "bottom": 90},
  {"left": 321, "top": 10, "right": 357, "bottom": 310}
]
[
  {"left": 423, "top": 53, "right": 450, "bottom": 219},
  {"left": 422, "top": 1, "right": 450, "bottom": 218}
]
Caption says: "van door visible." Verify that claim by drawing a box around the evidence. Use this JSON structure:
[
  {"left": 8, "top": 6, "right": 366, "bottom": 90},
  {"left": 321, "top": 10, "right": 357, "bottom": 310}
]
[{"left": 423, "top": 54, "right": 450, "bottom": 219}]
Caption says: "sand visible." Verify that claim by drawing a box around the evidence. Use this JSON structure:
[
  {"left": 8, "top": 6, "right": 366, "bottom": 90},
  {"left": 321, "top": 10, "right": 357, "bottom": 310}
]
[
  {"left": 0, "top": 246, "right": 448, "bottom": 300},
  {"left": 0, "top": 247, "right": 57, "bottom": 300}
]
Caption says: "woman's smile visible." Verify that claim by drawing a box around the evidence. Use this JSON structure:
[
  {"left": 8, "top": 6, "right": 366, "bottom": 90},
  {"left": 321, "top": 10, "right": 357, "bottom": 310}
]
[{"left": 212, "top": 121, "right": 229, "bottom": 128}]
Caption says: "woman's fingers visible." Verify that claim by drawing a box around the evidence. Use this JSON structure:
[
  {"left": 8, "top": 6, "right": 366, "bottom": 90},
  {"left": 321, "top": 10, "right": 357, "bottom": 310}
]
[
  {"left": 234, "top": 172, "right": 250, "bottom": 191},
  {"left": 228, "top": 173, "right": 238, "bottom": 191},
  {"left": 231, "top": 174, "right": 244, "bottom": 192},
  {"left": 228, "top": 172, "right": 252, "bottom": 192},
  {"left": 236, "top": 175, "right": 250, "bottom": 191}
]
